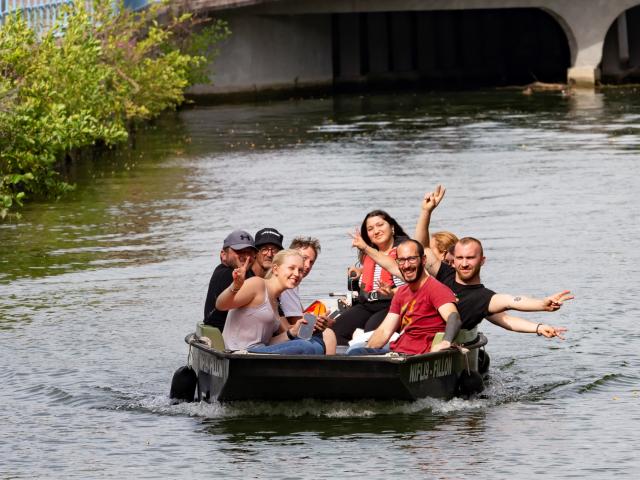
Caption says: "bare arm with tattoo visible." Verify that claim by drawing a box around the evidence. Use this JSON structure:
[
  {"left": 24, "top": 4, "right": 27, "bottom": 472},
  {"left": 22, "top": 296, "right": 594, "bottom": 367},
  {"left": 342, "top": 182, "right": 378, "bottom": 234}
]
[
  {"left": 431, "top": 302, "right": 461, "bottom": 352},
  {"left": 488, "top": 290, "right": 574, "bottom": 314}
]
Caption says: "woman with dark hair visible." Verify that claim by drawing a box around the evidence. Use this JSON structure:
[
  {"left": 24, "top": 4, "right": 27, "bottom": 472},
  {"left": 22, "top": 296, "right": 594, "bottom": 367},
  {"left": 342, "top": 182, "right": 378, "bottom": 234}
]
[{"left": 331, "top": 210, "right": 409, "bottom": 346}]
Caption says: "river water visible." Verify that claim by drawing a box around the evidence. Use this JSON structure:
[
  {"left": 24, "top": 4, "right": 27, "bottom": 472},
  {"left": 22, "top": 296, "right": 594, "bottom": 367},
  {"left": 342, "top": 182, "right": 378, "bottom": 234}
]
[{"left": 1, "top": 89, "right": 639, "bottom": 479}]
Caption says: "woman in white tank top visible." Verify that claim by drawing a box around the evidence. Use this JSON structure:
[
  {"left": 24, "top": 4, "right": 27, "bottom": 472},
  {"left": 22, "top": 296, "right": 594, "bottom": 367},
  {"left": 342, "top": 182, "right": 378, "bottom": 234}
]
[{"left": 216, "top": 249, "right": 322, "bottom": 354}]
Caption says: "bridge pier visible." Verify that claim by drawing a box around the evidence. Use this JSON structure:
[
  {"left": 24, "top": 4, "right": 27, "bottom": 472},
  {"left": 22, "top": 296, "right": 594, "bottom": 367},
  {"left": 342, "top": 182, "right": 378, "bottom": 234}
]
[
  {"left": 541, "top": 2, "right": 635, "bottom": 88},
  {"left": 567, "top": 66, "right": 601, "bottom": 88}
]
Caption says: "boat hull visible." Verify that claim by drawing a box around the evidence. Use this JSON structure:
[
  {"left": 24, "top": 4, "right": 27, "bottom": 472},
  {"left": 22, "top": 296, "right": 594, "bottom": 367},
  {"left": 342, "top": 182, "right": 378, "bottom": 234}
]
[{"left": 188, "top": 333, "right": 488, "bottom": 402}]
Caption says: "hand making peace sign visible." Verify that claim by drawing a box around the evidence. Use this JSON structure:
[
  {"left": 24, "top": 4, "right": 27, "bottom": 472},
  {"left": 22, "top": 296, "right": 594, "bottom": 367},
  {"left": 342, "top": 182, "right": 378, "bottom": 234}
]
[{"left": 231, "top": 256, "right": 251, "bottom": 291}]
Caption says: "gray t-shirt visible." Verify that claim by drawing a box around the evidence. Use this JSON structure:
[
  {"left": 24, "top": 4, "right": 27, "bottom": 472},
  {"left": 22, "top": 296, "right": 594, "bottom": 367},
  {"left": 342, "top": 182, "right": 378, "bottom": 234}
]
[{"left": 279, "top": 286, "right": 303, "bottom": 318}]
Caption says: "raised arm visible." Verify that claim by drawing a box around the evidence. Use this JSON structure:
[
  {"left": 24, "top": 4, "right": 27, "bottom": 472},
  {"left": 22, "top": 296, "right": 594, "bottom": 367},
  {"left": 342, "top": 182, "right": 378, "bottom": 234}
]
[
  {"left": 488, "top": 290, "right": 574, "bottom": 314},
  {"left": 215, "top": 257, "right": 259, "bottom": 311},
  {"left": 414, "top": 185, "right": 445, "bottom": 276},
  {"left": 350, "top": 230, "right": 401, "bottom": 277},
  {"left": 367, "top": 312, "right": 401, "bottom": 348},
  {"left": 486, "top": 311, "right": 567, "bottom": 339},
  {"left": 414, "top": 185, "right": 445, "bottom": 245}
]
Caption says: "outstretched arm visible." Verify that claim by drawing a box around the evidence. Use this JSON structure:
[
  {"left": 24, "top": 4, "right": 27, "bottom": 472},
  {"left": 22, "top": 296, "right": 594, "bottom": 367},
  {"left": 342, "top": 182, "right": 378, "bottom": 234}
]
[
  {"left": 350, "top": 230, "right": 401, "bottom": 277},
  {"left": 414, "top": 186, "right": 445, "bottom": 276},
  {"left": 488, "top": 290, "right": 574, "bottom": 314},
  {"left": 367, "top": 312, "right": 401, "bottom": 348},
  {"left": 486, "top": 311, "right": 567, "bottom": 340}
]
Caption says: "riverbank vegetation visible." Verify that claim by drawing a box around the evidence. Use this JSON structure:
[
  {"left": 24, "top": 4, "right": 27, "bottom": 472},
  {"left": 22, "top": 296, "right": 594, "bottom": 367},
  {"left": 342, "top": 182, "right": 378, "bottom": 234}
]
[{"left": 0, "top": 0, "right": 229, "bottom": 219}]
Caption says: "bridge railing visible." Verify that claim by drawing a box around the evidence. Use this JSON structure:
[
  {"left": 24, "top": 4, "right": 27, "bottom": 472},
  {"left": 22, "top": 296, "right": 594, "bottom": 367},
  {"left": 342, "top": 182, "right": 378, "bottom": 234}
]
[
  {"left": 0, "top": 0, "right": 78, "bottom": 32},
  {"left": 0, "top": 0, "right": 156, "bottom": 35}
]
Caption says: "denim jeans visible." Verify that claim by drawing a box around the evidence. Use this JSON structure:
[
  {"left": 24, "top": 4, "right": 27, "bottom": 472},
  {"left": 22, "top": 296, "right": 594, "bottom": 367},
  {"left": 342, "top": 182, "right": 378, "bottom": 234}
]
[
  {"left": 346, "top": 345, "right": 391, "bottom": 355},
  {"left": 308, "top": 332, "right": 326, "bottom": 354},
  {"left": 249, "top": 339, "right": 322, "bottom": 355}
]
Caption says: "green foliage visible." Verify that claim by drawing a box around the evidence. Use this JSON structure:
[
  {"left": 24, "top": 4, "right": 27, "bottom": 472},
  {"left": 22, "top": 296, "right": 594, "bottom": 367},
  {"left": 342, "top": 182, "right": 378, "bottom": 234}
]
[{"left": 0, "top": 0, "right": 230, "bottom": 219}]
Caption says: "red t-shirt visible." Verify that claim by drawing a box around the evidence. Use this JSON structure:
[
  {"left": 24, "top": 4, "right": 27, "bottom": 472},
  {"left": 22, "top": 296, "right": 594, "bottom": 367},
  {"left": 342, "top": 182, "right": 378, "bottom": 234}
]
[{"left": 389, "top": 275, "right": 457, "bottom": 355}]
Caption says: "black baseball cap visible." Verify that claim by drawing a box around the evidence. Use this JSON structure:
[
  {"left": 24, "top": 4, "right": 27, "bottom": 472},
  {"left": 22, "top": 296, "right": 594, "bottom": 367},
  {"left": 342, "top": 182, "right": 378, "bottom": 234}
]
[{"left": 254, "top": 228, "right": 284, "bottom": 250}]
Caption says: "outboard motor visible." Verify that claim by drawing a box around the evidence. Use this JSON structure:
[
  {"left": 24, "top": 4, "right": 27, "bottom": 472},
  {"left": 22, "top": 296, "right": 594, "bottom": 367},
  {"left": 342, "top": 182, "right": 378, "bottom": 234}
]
[
  {"left": 478, "top": 349, "right": 490, "bottom": 376},
  {"left": 458, "top": 370, "right": 484, "bottom": 398},
  {"left": 169, "top": 365, "right": 197, "bottom": 403}
]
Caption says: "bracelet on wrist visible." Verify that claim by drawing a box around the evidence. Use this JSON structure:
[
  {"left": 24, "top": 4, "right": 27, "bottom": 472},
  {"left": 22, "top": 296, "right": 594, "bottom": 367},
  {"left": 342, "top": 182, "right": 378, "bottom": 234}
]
[
  {"left": 286, "top": 329, "right": 297, "bottom": 340},
  {"left": 536, "top": 323, "right": 543, "bottom": 336},
  {"left": 230, "top": 285, "right": 241, "bottom": 294}
]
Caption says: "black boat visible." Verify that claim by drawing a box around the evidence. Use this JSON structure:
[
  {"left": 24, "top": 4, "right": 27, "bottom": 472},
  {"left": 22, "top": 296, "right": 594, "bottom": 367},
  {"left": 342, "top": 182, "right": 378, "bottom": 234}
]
[{"left": 184, "top": 325, "right": 488, "bottom": 402}]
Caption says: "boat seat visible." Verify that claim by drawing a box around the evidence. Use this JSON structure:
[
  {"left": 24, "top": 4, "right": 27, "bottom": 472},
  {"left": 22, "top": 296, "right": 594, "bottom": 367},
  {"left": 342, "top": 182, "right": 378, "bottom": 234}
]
[
  {"left": 196, "top": 323, "right": 226, "bottom": 351},
  {"left": 431, "top": 327, "right": 478, "bottom": 349}
]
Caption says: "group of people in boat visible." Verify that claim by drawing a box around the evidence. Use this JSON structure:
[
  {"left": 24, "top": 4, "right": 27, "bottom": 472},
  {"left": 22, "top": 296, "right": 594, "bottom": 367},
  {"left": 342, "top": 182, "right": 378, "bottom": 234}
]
[{"left": 203, "top": 185, "right": 572, "bottom": 356}]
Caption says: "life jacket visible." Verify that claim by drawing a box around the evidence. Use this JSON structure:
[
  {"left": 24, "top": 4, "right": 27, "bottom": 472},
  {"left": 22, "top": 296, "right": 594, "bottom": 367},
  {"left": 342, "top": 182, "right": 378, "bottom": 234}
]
[{"left": 360, "top": 248, "right": 398, "bottom": 293}]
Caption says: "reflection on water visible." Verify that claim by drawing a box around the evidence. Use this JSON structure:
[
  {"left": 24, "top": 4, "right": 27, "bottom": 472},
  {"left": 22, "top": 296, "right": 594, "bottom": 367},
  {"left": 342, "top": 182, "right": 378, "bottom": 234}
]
[
  {"left": 0, "top": 114, "right": 194, "bottom": 282},
  {"left": 1, "top": 89, "right": 639, "bottom": 478}
]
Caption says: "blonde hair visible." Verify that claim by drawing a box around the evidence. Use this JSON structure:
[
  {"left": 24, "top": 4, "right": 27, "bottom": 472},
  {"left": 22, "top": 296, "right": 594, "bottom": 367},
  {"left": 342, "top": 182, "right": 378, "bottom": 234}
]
[
  {"left": 432, "top": 231, "right": 459, "bottom": 255},
  {"left": 265, "top": 249, "right": 304, "bottom": 278}
]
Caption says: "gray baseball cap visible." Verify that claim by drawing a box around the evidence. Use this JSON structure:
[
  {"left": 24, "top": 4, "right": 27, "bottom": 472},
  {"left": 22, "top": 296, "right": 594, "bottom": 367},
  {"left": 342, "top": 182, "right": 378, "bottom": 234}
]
[{"left": 223, "top": 230, "right": 257, "bottom": 250}]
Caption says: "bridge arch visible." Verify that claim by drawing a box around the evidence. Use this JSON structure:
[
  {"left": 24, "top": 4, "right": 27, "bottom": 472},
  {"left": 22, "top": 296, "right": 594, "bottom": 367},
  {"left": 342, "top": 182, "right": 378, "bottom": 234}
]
[
  {"left": 601, "top": 3, "right": 640, "bottom": 83},
  {"left": 541, "top": 0, "right": 640, "bottom": 85},
  {"left": 331, "top": 8, "right": 571, "bottom": 89}
]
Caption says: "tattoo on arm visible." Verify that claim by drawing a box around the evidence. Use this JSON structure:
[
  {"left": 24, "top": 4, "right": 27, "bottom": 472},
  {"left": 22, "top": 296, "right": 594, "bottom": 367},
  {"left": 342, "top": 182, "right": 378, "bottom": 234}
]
[
  {"left": 443, "top": 311, "right": 462, "bottom": 343},
  {"left": 513, "top": 296, "right": 521, "bottom": 302}
]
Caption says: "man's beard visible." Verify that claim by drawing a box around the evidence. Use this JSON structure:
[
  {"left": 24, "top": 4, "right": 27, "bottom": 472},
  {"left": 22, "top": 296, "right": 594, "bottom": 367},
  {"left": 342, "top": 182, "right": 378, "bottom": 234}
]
[
  {"left": 456, "top": 264, "right": 481, "bottom": 281},
  {"left": 402, "top": 267, "right": 423, "bottom": 284}
]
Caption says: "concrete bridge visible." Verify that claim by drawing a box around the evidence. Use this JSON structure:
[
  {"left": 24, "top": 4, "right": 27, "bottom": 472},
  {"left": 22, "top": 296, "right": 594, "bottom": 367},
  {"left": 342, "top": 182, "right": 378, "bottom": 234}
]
[
  {"left": 179, "top": 0, "right": 640, "bottom": 95},
  {"left": 5, "top": 0, "right": 640, "bottom": 93}
]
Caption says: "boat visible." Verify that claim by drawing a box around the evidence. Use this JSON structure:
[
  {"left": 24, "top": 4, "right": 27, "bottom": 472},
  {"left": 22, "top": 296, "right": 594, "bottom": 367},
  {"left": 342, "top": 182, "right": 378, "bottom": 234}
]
[{"left": 181, "top": 324, "right": 489, "bottom": 402}]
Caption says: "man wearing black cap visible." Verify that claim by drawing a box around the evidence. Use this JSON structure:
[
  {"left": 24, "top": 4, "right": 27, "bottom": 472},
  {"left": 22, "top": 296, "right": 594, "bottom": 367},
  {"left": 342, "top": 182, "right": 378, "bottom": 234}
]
[
  {"left": 203, "top": 229, "right": 258, "bottom": 330},
  {"left": 251, "top": 227, "right": 284, "bottom": 278}
]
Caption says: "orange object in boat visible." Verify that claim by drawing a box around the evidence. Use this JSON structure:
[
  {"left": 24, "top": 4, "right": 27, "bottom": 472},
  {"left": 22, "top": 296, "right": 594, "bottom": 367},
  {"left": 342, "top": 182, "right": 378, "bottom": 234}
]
[{"left": 304, "top": 300, "right": 327, "bottom": 316}]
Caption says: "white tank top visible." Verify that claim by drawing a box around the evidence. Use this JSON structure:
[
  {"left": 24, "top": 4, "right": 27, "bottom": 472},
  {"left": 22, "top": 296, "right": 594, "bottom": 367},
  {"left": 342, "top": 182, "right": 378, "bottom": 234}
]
[{"left": 222, "top": 284, "right": 280, "bottom": 350}]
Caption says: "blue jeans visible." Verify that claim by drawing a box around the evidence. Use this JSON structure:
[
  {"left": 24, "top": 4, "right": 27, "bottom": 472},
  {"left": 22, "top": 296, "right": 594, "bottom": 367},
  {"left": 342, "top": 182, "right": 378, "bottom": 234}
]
[
  {"left": 249, "top": 339, "right": 322, "bottom": 355},
  {"left": 309, "top": 332, "right": 326, "bottom": 354},
  {"left": 346, "top": 345, "right": 390, "bottom": 355}
]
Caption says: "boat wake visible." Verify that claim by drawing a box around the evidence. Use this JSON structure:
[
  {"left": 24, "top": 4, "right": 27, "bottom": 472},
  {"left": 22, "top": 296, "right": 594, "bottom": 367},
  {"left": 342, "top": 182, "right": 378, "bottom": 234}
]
[{"left": 120, "top": 368, "right": 572, "bottom": 419}]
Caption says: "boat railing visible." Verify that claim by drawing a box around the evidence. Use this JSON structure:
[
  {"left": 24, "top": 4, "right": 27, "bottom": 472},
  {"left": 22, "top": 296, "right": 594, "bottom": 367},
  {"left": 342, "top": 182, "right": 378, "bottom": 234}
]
[{"left": 185, "top": 332, "right": 488, "bottom": 363}]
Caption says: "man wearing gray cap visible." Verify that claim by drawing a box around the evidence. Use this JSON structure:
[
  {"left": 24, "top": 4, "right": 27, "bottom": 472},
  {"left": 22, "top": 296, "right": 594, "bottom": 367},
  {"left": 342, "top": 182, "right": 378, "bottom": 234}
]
[{"left": 203, "top": 230, "right": 258, "bottom": 330}]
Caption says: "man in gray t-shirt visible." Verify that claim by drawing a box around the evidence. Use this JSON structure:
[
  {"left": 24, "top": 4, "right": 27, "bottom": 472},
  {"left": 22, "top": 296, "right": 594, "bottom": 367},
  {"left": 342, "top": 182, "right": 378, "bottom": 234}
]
[
  {"left": 279, "top": 237, "right": 321, "bottom": 321},
  {"left": 279, "top": 237, "right": 337, "bottom": 354}
]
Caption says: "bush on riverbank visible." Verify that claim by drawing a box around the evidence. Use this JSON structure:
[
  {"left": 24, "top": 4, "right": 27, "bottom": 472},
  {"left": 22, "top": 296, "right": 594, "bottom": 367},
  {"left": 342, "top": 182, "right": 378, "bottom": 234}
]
[{"left": 0, "top": 0, "right": 229, "bottom": 219}]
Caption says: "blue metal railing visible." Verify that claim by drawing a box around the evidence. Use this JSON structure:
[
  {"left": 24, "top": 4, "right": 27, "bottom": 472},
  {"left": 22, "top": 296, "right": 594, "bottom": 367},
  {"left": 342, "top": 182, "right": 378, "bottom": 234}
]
[
  {"left": 0, "top": 0, "right": 75, "bottom": 31},
  {"left": 1, "top": 0, "right": 154, "bottom": 34},
  {"left": 123, "top": 0, "right": 148, "bottom": 11}
]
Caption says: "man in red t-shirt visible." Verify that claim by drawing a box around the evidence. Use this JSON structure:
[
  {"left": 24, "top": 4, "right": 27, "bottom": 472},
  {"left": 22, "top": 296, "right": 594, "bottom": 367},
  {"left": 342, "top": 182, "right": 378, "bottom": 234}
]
[{"left": 347, "top": 239, "right": 462, "bottom": 355}]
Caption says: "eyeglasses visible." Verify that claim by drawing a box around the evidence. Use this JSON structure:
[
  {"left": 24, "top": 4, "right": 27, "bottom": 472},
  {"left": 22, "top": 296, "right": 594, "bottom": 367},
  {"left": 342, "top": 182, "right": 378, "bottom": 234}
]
[
  {"left": 395, "top": 255, "right": 421, "bottom": 265},
  {"left": 259, "top": 246, "right": 280, "bottom": 254}
]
